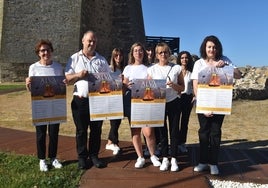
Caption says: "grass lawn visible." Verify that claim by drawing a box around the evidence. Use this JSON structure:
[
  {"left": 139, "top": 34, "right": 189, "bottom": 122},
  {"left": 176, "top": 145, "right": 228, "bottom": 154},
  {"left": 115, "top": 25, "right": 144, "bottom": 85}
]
[{"left": 0, "top": 152, "right": 83, "bottom": 188}]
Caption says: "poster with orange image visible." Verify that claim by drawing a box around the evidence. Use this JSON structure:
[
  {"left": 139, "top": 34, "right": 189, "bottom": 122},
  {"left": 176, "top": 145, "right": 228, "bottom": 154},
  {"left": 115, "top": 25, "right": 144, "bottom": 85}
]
[
  {"left": 88, "top": 72, "right": 124, "bottom": 121},
  {"left": 30, "top": 76, "right": 66, "bottom": 125},
  {"left": 130, "top": 79, "right": 166, "bottom": 128},
  {"left": 196, "top": 66, "right": 234, "bottom": 115}
]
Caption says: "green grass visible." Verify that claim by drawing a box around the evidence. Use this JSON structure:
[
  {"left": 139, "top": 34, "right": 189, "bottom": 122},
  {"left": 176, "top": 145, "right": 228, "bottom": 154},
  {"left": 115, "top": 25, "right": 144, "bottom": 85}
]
[
  {"left": 0, "top": 152, "right": 83, "bottom": 188},
  {"left": 0, "top": 83, "right": 25, "bottom": 91}
]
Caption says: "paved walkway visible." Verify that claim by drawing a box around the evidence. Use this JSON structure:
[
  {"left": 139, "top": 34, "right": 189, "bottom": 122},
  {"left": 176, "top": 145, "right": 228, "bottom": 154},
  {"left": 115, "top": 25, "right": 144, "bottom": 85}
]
[{"left": 1, "top": 127, "right": 268, "bottom": 187}]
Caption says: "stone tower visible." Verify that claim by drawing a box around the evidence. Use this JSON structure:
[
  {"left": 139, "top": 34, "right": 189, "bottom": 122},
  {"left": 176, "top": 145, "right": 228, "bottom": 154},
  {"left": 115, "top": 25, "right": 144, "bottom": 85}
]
[{"left": 0, "top": 0, "right": 145, "bottom": 82}]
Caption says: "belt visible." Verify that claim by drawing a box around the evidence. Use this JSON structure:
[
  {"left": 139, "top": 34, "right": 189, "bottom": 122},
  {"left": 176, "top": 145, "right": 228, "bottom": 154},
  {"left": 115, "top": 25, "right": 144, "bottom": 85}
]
[{"left": 74, "top": 95, "right": 88, "bottom": 99}]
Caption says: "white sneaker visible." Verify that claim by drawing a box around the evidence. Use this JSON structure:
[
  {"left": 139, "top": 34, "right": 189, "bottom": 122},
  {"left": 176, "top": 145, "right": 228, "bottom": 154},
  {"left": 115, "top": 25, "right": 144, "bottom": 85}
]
[
  {"left": 106, "top": 144, "right": 120, "bottom": 155},
  {"left": 193, "top": 163, "right": 209, "bottom": 172},
  {"left": 150, "top": 155, "right": 161, "bottom": 167},
  {"left": 171, "top": 158, "right": 179, "bottom": 172},
  {"left": 135, "top": 157, "right": 145, "bottom": 168},
  {"left": 39, "top": 159, "right": 48, "bottom": 172},
  {"left": 160, "top": 157, "right": 170, "bottom": 171},
  {"left": 178, "top": 144, "right": 188, "bottom": 153},
  {"left": 209, "top": 165, "right": 219, "bottom": 175},
  {"left": 52, "top": 158, "right": 62, "bottom": 169}
]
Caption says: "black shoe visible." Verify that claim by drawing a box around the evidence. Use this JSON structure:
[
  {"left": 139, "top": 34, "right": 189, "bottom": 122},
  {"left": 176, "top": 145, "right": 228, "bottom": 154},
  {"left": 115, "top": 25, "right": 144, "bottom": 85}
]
[
  {"left": 78, "top": 158, "right": 88, "bottom": 170},
  {"left": 91, "top": 156, "right": 106, "bottom": 168}
]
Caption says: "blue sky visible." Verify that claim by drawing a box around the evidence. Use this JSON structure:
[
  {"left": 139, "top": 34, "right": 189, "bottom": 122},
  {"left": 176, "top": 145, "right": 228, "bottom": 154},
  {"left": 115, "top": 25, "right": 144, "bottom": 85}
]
[{"left": 141, "top": 0, "right": 267, "bottom": 67}]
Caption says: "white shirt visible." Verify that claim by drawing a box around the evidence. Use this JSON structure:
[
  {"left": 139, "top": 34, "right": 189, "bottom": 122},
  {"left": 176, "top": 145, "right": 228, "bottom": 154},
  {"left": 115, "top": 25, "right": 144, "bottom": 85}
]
[
  {"left": 122, "top": 64, "right": 148, "bottom": 80},
  {"left": 65, "top": 50, "right": 110, "bottom": 97},
  {"left": 28, "top": 61, "right": 63, "bottom": 77},
  {"left": 147, "top": 63, "right": 182, "bottom": 102},
  {"left": 182, "top": 71, "right": 193, "bottom": 95},
  {"left": 191, "top": 56, "right": 234, "bottom": 80}
]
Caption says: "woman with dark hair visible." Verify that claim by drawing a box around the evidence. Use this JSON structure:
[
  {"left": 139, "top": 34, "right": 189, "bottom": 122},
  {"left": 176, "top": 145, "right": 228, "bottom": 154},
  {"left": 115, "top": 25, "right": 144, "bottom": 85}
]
[
  {"left": 25, "top": 39, "right": 63, "bottom": 172},
  {"left": 191, "top": 35, "right": 241, "bottom": 175},
  {"left": 177, "top": 51, "right": 195, "bottom": 153},
  {"left": 105, "top": 48, "right": 125, "bottom": 155}
]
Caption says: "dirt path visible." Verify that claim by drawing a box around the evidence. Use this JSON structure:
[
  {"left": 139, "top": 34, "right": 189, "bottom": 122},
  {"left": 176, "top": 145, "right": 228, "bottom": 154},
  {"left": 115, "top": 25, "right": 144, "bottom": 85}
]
[{"left": 0, "top": 86, "right": 267, "bottom": 150}]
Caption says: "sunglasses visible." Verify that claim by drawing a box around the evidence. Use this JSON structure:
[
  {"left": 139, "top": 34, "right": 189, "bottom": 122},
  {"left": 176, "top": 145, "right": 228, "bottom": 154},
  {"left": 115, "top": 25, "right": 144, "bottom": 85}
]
[
  {"left": 158, "top": 51, "right": 169, "bottom": 55},
  {"left": 39, "top": 48, "right": 51, "bottom": 53}
]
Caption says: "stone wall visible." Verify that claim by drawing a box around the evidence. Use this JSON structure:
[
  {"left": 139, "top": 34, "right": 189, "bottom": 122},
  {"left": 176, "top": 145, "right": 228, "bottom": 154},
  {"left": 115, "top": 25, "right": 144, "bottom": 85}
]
[
  {"left": 233, "top": 66, "right": 268, "bottom": 100},
  {"left": 0, "top": 0, "right": 145, "bottom": 82}
]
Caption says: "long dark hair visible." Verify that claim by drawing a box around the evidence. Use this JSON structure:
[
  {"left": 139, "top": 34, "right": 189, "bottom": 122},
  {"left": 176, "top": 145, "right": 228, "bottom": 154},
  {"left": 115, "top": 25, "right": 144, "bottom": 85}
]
[
  {"left": 177, "top": 51, "right": 194, "bottom": 72},
  {"left": 199, "top": 35, "right": 223, "bottom": 60}
]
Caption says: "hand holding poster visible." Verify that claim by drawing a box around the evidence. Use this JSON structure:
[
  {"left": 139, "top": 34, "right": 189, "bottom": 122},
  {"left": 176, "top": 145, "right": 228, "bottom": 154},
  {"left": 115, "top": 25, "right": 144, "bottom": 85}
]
[
  {"left": 31, "top": 76, "right": 67, "bottom": 125},
  {"left": 130, "top": 79, "right": 166, "bottom": 128},
  {"left": 196, "top": 66, "right": 234, "bottom": 115},
  {"left": 88, "top": 72, "right": 124, "bottom": 121}
]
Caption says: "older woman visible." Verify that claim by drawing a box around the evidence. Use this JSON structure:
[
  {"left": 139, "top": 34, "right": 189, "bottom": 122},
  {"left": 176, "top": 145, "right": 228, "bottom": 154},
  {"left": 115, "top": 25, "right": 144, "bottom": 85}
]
[
  {"left": 25, "top": 39, "right": 63, "bottom": 172},
  {"left": 147, "top": 42, "right": 185, "bottom": 171}
]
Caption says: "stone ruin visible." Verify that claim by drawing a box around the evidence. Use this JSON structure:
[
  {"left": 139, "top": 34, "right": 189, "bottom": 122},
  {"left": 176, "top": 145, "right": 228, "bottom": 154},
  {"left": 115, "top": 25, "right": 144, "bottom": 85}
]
[{"left": 233, "top": 66, "right": 268, "bottom": 100}]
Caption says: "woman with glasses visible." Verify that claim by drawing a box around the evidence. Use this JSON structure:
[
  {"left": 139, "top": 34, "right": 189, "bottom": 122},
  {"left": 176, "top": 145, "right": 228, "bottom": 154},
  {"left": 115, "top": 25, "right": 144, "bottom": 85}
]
[
  {"left": 25, "top": 39, "right": 63, "bottom": 172},
  {"left": 122, "top": 42, "right": 161, "bottom": 169},
  {"left": 147, "top": 42, "right": 185, "bottom": 172}
]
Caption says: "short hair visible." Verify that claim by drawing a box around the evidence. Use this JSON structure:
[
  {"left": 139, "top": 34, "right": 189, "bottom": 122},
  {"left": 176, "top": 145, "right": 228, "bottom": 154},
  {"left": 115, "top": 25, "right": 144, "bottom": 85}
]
[
  {"left": 35, "top": 39, "right": 54, "bottom": 55},
  {"left": 155, "top": 42, "right": 171, "bottom": 56}
]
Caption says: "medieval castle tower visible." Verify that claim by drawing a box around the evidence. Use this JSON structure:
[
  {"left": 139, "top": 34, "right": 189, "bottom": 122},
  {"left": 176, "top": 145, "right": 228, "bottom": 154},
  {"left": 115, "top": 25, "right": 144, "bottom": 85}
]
[{"left": 0, "top": 0, "right": 145, "bottom": 82}]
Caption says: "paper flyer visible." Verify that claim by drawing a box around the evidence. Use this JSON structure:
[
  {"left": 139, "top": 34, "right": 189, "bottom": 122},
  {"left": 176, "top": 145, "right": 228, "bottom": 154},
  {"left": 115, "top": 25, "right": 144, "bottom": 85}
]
[
  {"left": 130, "top": 79, "right": 166, "bottom": 128},
  {"left": 31, "top": 76, "right": 66, "bottom": 125},
  {"left": 88, "top": 72, "right": 124, "bottom": 121},
  {"left": 196, "top": 66, "right": 234, "bottom": 115}
]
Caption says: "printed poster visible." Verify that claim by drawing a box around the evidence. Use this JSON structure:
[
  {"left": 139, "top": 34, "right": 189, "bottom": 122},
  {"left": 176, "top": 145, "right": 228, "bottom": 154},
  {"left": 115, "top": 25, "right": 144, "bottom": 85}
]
[
  {"left": 130, "top": 79, "right": 166, "bottom": 128},
  {"left": 88, "top": 72, "right": 124, "bottom": 121},
  {"left": 31, "top": 76, "right": 67, "bottom": 125},
  {"left": 196, "top": 66, "right": 234, "bottom": 115}
]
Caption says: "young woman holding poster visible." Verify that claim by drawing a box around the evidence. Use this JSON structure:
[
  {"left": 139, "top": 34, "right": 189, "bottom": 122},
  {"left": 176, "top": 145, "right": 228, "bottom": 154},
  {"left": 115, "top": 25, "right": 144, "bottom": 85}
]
[
  {"left": 147, "top": 42, "right": 185, "bottom": 172},
  {"left": 25, "top": 39, "right": 63, "bottom": 172},
  {"left": 105, "top": 48, "right": 125, "bottom": 155},
  {"left": 122, "top": 42, "right": 161, "bottom": 168},
  {"left": 191, "top": 35, "right": 241, "bottom": 175}
]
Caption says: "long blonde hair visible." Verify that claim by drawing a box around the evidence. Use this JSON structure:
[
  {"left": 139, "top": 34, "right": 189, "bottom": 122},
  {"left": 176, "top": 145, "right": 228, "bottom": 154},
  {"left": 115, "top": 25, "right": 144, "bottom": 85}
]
[{"left": 128, "top": 42, "right": 148, "bottom": 65}]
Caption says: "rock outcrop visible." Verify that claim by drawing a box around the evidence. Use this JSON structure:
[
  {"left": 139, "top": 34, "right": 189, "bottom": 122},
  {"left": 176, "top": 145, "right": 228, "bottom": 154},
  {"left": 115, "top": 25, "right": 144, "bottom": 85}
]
[{"left": 233, "top": 66, "right": 268, "bottom": 100}]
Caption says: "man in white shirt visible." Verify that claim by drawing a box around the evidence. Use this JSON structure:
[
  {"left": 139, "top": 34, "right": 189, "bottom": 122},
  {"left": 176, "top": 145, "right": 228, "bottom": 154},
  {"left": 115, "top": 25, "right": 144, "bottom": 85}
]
[{"left": 65, "top": 30, "right": 110, "bottom": 169}]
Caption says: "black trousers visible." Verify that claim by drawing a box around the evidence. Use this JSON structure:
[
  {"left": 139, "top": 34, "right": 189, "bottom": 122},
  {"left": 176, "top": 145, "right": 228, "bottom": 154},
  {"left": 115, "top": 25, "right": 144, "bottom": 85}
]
[
  {"left": 178, "top": 94, "right": 193, "bottom": 145},
  {"left": 36, "top": 123, "right": 60, "bottom": 159},
  {"left": 71, "top": 96, "right": 103, "bottom": 159},
  {"left": 197, "top": 114, "right": 224, "bottom": 165},
  {"left": 160, "top": 97, "right": 181, "bottom": 158},
  {"left": 108, "top": 119, "right": 122, "bottom": 144}
]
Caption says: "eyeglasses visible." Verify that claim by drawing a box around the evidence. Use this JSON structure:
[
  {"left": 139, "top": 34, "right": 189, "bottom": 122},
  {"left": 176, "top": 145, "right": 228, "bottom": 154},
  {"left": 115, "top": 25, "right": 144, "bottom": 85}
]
[
  {"left": 158, "top": 51, "right": 169, "bottom": 55},
  {"left": 39, "top": 48, "right": 51, "bottom": 53},
  {"left": 134, "top": 49, "right": 144, "bottom": 53}
]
